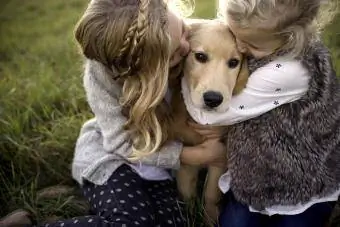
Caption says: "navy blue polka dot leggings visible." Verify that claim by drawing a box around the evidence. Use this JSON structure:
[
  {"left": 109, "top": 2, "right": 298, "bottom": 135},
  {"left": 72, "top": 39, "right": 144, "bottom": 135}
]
[{"left": 37, "top": 165, "right": 186, "bottom": 227}]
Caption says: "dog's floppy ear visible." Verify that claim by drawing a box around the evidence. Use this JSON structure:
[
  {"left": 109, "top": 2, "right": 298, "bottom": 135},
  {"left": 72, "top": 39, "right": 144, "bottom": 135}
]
[{"left": 233, "top": 58, "right": 249, "bottom": 95}]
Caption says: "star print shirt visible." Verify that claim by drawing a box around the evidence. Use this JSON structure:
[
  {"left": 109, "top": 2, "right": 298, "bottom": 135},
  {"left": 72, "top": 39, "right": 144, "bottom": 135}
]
[{"left": 182, "top": 59, "right": 310, "bottom": 126}]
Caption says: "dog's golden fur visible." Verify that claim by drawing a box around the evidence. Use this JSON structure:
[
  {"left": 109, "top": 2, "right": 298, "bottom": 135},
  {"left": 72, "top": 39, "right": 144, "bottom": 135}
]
[{"left": 170, "top": 19, "right": 249, "bottom": 225}]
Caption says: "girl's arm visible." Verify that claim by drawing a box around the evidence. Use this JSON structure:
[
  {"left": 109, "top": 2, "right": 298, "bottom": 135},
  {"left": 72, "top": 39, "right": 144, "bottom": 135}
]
[
  {"left": 83, "top": 60, "right": 184, "bottom": 169},
  {"left": 186, "top": 60, "right": 311, "bottom": 126},
  {"left": 83, "top": 60, "right": 225, "bottom": 169}
]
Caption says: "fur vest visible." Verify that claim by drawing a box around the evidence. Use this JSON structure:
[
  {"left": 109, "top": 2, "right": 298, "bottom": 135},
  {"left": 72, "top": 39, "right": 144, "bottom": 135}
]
[{"left": 224, "top": 40, "right": 340, "bottom": 210}]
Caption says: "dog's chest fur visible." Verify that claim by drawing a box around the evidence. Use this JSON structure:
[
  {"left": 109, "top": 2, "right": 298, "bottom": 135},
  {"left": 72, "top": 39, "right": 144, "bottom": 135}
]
[{"left": 223, "top": 41, "right": 340, "bottom": 209}]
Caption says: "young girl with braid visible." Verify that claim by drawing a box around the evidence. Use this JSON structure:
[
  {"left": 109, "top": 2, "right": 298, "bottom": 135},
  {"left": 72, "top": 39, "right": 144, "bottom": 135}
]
[
  {"left": 187, "top": 0, "right": 340, "bottom": 226},
  {"left": 0, "top": 0, "right": 227, "bottom": 226}
]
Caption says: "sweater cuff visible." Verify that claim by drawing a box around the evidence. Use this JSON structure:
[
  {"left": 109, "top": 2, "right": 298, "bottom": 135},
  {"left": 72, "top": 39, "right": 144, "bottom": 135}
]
[{"left": 157, "top": 141, "right": 183, "bottom": 169}]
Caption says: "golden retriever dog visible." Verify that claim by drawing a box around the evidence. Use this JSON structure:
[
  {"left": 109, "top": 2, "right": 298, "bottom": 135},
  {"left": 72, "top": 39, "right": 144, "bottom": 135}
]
[{"left": 170, "top": 19, "right": 249, "bottom": 226}]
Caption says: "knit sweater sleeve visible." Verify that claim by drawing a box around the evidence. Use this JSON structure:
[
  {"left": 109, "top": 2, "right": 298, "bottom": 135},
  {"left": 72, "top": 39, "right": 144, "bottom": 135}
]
[
  {"left": 185, "top": 59, "right": 310, "bottom": 126},
  {"left": 83, "top": 60, "right": 182, "bottom": 169}
]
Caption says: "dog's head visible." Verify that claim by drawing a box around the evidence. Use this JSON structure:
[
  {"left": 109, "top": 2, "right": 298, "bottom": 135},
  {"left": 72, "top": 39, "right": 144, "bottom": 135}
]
[{"left": 183, "top": 20, "right": 248, "bottom": 113}]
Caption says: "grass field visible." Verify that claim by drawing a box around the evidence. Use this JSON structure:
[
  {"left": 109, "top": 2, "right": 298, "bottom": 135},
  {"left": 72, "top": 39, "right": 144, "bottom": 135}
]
[{"left": 0, "top": 0, "right": 339, "bottom": 225}]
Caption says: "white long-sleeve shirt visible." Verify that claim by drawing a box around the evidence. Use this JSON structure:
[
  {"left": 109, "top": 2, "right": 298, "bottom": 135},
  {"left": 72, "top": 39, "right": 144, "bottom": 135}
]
[{"left": 182, "top": 59, "right": 310, "bottom": 126}]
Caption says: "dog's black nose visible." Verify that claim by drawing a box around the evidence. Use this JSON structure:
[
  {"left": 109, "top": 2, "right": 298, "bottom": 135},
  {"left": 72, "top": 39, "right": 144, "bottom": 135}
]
[{"left": 203, "top": 91, "right": 223, "bottom": 108}]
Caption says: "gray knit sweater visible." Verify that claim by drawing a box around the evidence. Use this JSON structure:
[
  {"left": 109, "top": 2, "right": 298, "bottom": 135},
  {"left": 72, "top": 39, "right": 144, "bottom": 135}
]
[
  {"left": 224, "top": 41, "right": 340, "bottom": 210},
  {"left": 71, "top": 60, "right": 182, "bottom": 185}
]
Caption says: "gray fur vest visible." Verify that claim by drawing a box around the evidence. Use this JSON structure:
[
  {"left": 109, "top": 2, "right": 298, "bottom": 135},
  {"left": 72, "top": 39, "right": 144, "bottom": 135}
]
[{"left": 224, "top": 41, "right": 340, "bottom": 210}]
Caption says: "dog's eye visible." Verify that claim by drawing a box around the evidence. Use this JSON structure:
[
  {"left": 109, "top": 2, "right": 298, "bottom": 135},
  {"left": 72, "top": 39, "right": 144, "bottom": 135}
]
[
  {"left": 228, "top": 58, "right": 240, "bottom": 68},
  {"left": 194, "top": 52, "right": 208, "bottom": 63}
]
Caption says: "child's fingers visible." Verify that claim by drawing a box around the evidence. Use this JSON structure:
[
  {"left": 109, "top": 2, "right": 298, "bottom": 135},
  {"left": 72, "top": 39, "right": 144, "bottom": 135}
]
[{"left": 187, "top": 121, "right": 224, "bottom": 139}]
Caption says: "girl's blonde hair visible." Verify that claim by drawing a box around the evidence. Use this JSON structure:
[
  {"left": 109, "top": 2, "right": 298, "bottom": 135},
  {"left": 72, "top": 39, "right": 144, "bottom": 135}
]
[
  {"left": 221, "top": 0, "right": 337, "bottom": 57},
  {"left": 75, "top": 0, "right": 173, "bottom": 159}
]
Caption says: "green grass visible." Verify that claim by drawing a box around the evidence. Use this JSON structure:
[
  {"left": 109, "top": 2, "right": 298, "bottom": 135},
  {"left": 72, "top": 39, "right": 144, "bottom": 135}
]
[
  {"left": 0, "top": 0, "right": 91, "bottom": 221},
  {"left": 0, "top": 0, "right": 339, "bottom": 225}
]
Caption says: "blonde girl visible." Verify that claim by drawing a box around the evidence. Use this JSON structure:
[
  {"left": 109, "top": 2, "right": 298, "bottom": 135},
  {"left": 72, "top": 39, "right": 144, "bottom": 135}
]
[{"left": 187, "top": 0, "right": 340, "bottom": 226}]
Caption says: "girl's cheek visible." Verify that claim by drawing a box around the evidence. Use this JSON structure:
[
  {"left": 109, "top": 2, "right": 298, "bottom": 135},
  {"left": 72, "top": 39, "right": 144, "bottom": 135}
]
[{"left": 169, "top": 52, "right": 182, "bottom": 67}]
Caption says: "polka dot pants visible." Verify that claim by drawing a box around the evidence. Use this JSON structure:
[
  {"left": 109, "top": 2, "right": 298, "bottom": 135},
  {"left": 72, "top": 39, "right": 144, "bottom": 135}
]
[{"left": 38, "top": 165, "right": 186, "bottom": 227}]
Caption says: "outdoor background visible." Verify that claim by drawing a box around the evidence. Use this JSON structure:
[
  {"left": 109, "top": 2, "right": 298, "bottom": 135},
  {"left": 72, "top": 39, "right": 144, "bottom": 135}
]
[{"left": 0, "top": 0, "right": 339, "bottom": 225}]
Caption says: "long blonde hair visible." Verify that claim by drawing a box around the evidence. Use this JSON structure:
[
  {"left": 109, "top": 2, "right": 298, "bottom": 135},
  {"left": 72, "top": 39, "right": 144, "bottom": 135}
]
[
  {"left": 222, "top": 0, "right": 337, "bottom": 57},
  {"left": 75, "top": 0, "right": 173, "bottom": 159}
]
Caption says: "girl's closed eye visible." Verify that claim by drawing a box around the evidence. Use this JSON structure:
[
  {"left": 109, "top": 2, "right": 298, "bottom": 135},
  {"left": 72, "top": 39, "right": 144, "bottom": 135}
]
[{"left": 247, "top": 43, "right": 260, "bottom": 50}]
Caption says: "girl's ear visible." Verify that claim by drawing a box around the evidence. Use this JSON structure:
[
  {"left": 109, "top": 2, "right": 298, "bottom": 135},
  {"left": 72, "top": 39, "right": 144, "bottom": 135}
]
[{"left": 233, "top": 58, "right": 249, "bottom": 95}]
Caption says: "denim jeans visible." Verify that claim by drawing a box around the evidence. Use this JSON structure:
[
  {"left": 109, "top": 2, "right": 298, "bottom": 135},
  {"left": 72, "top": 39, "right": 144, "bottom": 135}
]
[{"left": 218, "top": 192, "right": 336, "bottom": 227}]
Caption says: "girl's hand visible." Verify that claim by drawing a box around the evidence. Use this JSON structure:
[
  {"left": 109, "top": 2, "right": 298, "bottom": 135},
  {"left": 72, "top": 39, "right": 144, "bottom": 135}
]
[
  {"left": 187, "top": 120, "right": 224, "bottom": 140},
  {"left": 180, "top": 138, "right": 227, "bottom": 168}
]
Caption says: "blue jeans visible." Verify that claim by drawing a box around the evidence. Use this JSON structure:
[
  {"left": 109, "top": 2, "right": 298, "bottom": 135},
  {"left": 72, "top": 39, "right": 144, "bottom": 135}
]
[{"left": 218, "top": 192, "right": 336, "bottom": 227}]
